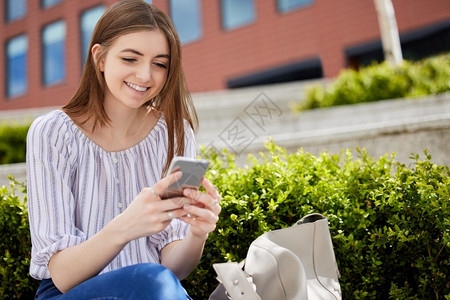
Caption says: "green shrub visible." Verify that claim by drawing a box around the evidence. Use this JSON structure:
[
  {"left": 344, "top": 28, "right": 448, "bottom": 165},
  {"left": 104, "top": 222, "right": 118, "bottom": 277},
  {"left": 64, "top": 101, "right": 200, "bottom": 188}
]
[
  {"left": 296, "top": 53, "right": 450, "bottom": 111},
  {"left": 1, "top": 143, "right": 448, "bottom": 299},
  {"left": 183, "top": 142, "right": 449, "bottom": 299},
  {"left": 0, "top": 123, "right": 30, "bottom": 165},
  {"left": 0, "top": 177, "right": 39, "bottom": 299}
]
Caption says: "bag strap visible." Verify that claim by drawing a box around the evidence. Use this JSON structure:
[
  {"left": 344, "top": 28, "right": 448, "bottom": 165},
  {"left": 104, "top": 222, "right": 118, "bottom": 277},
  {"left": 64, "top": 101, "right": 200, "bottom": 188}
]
[
  {"left": 296, "top": 212, "right": 325, "bottom": 225},
  {"left": 213, "top": 262, "right": 261, "bottom": 300}
]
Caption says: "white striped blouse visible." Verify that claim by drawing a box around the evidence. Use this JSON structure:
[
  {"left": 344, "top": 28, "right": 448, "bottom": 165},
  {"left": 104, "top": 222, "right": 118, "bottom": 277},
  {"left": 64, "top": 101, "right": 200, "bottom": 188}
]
[{"left": 26, "top": 110, "right": 196, "bottom": 280}]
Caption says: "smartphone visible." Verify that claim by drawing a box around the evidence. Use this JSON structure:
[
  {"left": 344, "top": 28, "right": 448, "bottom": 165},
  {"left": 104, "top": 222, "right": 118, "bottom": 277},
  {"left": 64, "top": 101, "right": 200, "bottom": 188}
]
[{"left": 161, "top": 156, "right": 209, "bottom": 199}]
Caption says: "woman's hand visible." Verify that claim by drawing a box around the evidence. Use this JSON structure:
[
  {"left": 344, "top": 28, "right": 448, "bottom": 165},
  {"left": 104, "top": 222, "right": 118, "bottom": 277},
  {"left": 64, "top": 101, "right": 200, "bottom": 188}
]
[
  {"left": 178, "top": 177, "right": 222, "bottom": 240},
  {"left": 115, "top": 171, "right": 192, "bottom": 242}
]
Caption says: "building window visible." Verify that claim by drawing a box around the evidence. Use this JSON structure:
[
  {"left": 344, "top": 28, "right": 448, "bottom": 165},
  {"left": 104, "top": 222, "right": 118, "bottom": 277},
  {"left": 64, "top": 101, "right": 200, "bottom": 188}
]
[
  {"left": 278, "top": 0, "right": 312, "bottom": 13},
  {"left": 41, "top": 0, "right": 62, "bottom": 9},
  {"left": 6, "top": 35, "right": 28, "bottom": 98},
  {"left": 80, "top": 5, "right": 105, "bottom": 65},
  {"left": 5, "top": 0, "right": 26, "bottom": 22},
  {"left": 170, "top": 0, "right": 202, "bottom": 44},
  {"left": 221, "top": 0, "right": 256, "bottom": 31},
  {"left": 42, "top": 20, "right": 66, "bottom": 86}
]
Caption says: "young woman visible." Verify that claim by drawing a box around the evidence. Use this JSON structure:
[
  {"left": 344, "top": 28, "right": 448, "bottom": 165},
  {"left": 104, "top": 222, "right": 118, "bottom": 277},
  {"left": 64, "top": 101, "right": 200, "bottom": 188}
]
[{"left": 26, "top": 1, "right": 221, "bottom": 299}]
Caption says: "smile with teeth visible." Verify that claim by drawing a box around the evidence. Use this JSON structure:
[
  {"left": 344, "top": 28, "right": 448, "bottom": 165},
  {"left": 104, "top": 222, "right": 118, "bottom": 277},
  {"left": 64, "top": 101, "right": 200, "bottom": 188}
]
[{"left": 125, "top": 81, "right": 149, "bottom": 92}]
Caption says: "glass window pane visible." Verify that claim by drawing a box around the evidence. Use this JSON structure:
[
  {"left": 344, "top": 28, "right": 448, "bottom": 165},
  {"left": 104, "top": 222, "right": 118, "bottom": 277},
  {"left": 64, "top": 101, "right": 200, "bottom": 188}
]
[
  {"left": 42, "top": 20, "right": 66, "bottom": 86},
  {"left": 222, "top": 0, "right": 255, "bottom": 30},
  {"left": 41, "top": 0, "right": 62, "bottom": 9},
  {"left": 6, "top": 0, "right": 26, "bottom": 22},
  {"left": 6, "top": 35, "right": 28, "bottom": 97},
  {"left": 170, "top": 0, "right": 202, "bottom": 44},
  {"left": 80, "top": 5, "right": 105, "bottom": 64},
  {"left": 278, "top": 0, "right": 313, "bottom": 13}
]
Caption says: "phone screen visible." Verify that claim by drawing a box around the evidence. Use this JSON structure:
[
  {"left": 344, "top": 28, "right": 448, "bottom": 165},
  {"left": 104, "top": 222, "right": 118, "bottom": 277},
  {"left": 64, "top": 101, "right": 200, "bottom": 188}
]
[{"left": 161, "top": 157, "right": 209, "bottom": 199}]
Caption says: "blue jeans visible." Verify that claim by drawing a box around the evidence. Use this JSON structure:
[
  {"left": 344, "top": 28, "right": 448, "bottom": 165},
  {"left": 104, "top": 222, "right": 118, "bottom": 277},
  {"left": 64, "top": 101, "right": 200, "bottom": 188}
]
[{"left": 34, "top": 263, "right": 191, "bottom": 300}]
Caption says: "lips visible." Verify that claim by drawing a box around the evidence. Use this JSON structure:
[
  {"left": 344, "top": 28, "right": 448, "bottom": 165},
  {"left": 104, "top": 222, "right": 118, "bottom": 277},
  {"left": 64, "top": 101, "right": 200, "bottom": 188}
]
[{"left": 125, "top": 81, "right": 149, "bottom": 92}]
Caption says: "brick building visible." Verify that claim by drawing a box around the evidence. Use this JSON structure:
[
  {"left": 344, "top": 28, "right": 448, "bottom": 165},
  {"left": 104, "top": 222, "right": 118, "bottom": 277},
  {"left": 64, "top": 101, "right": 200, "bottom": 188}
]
[{"left": 1, "top": 0, "right": 449, "bottom": 111}]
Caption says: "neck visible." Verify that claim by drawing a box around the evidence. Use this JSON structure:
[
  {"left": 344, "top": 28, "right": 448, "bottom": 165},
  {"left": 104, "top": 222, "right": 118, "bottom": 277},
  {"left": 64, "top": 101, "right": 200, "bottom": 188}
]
[
  {"left": 105, "top": 105, "right": 150, "bottom": 138},
  {"left": 83, "top": 104, "right": 158, "bottom": 152}
]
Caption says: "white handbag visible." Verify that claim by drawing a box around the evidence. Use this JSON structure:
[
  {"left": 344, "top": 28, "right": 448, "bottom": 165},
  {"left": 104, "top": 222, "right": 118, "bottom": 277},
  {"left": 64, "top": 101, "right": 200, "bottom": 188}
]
[{"left": 209, "top": 213, "right": 342, "bottom": 300}]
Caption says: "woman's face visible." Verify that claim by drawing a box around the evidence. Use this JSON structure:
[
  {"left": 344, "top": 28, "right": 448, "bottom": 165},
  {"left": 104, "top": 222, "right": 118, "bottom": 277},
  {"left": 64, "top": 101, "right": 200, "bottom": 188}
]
[{"left": 96, "top": 30, "right": 170, "bottom": 110}]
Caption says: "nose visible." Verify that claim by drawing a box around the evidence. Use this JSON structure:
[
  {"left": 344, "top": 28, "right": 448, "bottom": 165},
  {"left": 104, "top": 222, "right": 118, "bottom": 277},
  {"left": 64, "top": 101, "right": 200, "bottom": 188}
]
[{"left": 136, "top": 63, "right": 151, "bottom": 82}]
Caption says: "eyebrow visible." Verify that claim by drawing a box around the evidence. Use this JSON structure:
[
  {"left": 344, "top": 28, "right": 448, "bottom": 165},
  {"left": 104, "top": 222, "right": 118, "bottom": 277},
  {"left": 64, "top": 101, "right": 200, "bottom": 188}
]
[{"left": 120, "top": 48, "right": 170, "bottom": 59}]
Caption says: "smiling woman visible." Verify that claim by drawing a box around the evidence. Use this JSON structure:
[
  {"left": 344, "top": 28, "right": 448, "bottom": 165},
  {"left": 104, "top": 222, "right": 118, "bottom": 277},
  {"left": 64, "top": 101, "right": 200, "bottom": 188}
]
[{"left": 25, "top": 0, "right": 221, "bottom": 299}]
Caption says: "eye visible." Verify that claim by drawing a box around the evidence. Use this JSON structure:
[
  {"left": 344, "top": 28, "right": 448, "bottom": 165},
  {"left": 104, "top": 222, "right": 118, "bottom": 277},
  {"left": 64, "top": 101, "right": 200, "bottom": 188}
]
[
  {"left": 121, "top": 57, "right": 137, "bottom": 63},
  {"left": 154, "top": 62, "right": 168, "bottom": 69}
]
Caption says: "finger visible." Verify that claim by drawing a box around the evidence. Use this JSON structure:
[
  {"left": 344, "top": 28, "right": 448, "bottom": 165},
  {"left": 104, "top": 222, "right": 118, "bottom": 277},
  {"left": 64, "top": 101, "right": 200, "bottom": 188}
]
[
  {"left": 180, "top": 211, "right": 218, "bottom": 237},
  {"left": 183, "top": 188, "right": 206, "bottom": 205},
  {"left": 152, "top": 171, "right": 182, "bottom": 196},
  {"left": 183, "top": 203, "right": 219, "bottom": 224},
  {"left": 178, "top": 215, "right": 212, "bottom": 240},
  {"left": 211, "top": 198, "right": 221, "bottom": 213},
  {"left": 205, "top": 195, "right": 221, "bottom": 214},
  {"left": 165, "top": 208, "right": 190, "bottom": 222},
  {"left": 184, "top": 188, "right": 221, "bottom": 215},
  {"left": 152, "top": 196, "right": 193, "bottom": 214},
  {"left": 185, "top": 189, "right": 222, "bottom": 215},
  {"left": 201, "top": 177, "right": 221, "bottom": 201},
  {"left": 165, "top": 196, "right": 192, "bottom": 209},
  {"left": 201, "top": 177, "right": 222, "bottom": 213},
  {"left": 150, "top": 187, "right": 159, "bottom": 198}
]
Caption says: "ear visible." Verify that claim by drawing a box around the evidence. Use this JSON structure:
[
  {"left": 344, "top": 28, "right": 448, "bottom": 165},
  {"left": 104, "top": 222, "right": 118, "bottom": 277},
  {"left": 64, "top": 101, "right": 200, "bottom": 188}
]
[{"left": 91, "top": 44, "right": 105, "bottom": 72}]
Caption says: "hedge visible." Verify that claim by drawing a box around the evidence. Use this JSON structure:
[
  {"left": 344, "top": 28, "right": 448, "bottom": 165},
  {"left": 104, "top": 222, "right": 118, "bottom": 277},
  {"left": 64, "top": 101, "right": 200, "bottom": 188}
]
[
  {"left": 0, "top": 177, "right": 39, "bottom": 299},
  {"left": 295, "top": 52, "right": 450, "bottom": 111},
  {"left": 1, "top": 143, "right": 449, "bottom": 299},
  {"left": 0, "top": 123, "right": 30, "bottom": 165}
]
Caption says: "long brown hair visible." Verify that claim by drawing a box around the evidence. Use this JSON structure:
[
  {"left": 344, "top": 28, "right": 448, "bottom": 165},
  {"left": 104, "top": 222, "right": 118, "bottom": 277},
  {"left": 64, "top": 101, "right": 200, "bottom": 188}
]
[{"left": 63, "top": 0, "right": 198, "bottom": 174}]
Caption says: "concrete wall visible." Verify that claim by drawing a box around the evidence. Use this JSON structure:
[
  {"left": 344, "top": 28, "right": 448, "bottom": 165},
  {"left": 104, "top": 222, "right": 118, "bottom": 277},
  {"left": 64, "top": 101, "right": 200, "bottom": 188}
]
[
  {"left": 1, "top": 81, "right": 449, "bottom": 186},
  {"left": 193, "top": 81, "right": 450, "bottom": 167}
]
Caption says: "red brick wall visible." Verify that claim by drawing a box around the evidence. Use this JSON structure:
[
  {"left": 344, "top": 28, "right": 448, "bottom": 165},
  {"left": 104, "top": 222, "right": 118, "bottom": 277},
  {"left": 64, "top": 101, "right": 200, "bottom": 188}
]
[
  {"left": 0, "top": 0, "right": 118, "bottom": 110},
  {"left": 1, "top": 0, "right": 449, "bottom": 110},
  {"left": 181, "top": 0, "right": 450, "bottom": 91}
]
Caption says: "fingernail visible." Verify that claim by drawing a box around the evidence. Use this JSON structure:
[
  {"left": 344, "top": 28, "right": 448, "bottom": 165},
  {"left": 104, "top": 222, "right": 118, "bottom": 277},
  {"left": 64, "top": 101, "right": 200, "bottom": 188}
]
[{"left": 184, "top": 204, "right": 191, "bottom": 209}]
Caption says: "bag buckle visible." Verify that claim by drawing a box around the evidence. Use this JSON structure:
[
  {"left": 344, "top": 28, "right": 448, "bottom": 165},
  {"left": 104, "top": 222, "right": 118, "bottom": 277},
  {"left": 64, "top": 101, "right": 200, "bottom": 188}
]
[{"left": 225, "top": 275, "right": 257, "bottom": 300}]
